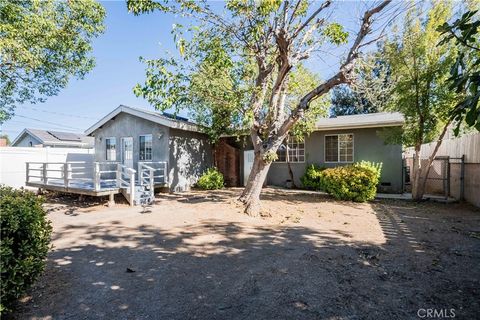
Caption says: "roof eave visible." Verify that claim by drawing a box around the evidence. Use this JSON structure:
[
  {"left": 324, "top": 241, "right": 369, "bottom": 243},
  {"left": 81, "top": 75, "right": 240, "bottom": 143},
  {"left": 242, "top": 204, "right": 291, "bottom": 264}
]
[
  {"left": 85, "top": 105, "right": 201, "bottom": 135},
  {"left": 314, "top": 122, "right": 404, "bottom": 131},
  {"left": 11, "top": 128, "right": 46, "bottom": 146}
]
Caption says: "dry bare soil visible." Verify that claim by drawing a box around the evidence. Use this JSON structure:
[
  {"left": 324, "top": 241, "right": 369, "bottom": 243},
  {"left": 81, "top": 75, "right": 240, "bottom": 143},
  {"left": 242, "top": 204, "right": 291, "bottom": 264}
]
[{"left": 12, "top": 188, "right": 480, "bottom": 319}]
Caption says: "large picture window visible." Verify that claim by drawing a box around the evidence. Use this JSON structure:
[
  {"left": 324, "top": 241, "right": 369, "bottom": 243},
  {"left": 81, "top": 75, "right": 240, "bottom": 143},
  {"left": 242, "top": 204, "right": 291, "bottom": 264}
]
[
  {"left": 106, "top": 137, "right": 116, "bottom": 161},
  {"left": 276, "top": 136, "right": 305, "bottom": 163},
  {"left": 325, "top": 134, "right": 354, "bottom": 162},
  {"left": 139, "top": 134, "right": 152, "bottom": 161}
]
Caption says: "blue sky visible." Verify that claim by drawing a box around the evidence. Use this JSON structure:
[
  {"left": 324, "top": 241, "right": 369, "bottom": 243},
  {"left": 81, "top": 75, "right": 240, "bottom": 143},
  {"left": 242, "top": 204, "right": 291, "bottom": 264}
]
[{"left": 1, "top": 1, "right": 390, "bottom": 141}]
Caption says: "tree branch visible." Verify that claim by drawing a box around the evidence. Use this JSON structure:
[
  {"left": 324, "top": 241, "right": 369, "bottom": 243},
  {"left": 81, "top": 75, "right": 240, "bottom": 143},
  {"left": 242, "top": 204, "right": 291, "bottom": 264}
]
[
  {"left": 280, "top": 0, "right": 392, "bottom": 135},
  {"left": 292, "top": 0, "right": 332, "bottom": 39}
]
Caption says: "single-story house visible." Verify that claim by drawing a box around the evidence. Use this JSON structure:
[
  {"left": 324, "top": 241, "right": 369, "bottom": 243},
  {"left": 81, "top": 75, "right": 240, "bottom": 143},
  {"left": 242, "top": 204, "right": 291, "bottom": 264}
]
[
  {"left": 12, "top": 128, "right": 94, "bottom": 148},
  {"left": 85, "top": 105, "right": 404, "bottom": 193},
  {"left": 270, "top": 112, "right": 404, "bottom": 192},
  {"left": 85, "top": 105, "right": 213, "bottom": 192}
]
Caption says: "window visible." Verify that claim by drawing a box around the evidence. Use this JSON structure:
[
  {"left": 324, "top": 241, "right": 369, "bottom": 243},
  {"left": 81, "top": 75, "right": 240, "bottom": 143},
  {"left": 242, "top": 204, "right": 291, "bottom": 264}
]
[
  {"left": 139, "top": 134, "right": 152, "bottom": 161},
  {"left": 325, "top": 134, "right": 354, "bottom": 162},
  {"left": 106, "top": 137, "right": 116, "bottom": 161},
  {"left": 276, "top": 136, "right": 305, "bottom": 163}
]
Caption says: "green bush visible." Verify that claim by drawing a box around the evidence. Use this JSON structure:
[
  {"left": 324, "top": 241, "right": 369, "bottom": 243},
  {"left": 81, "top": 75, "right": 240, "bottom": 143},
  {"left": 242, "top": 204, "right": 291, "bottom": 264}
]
[
  {"left": 300, "top": 164, "right": 325, "bottom": 190},
  {"left": 196, "top": 168, "right": 224, "bottom": 190},
  {"left": 0, "top": 186, "right": 52, "bottom": 313},
  {"left": 320, "top": 162, "right": 382, "bottom": 202},
  {"left": 353, "top": 161, "right": 383, "bottom": 180}
]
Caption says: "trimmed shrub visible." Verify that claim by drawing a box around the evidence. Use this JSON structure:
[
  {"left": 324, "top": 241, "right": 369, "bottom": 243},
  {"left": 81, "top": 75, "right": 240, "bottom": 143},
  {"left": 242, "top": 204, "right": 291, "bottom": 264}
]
[
  {"left": 0, "top": 187, "right": 52, "bottom": 313},
  {"left": 300, "top": 164, "right": 325, "bottom": 190},
  {"left": 197, "top": 168, "right": 224, "bottom": 190},
  {"left": 320, "top": 163, "right": 382, "bottom": 202},
  {"left": 353, "top": 161, "right": 382, "bottom": 180}
]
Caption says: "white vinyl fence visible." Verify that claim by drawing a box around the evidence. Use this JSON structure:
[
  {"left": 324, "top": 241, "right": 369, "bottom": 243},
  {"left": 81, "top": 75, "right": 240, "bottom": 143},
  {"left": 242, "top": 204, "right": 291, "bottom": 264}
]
[{"left": 0, "top": 147, "right": 94, "bottom": 189}]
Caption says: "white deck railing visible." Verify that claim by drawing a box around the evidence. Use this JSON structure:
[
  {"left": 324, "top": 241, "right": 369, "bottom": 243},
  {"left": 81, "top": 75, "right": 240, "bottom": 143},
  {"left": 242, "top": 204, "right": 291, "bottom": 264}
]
[
  {"left": 26, "top": 161, "right": 119, "bottom": 192},
  {"left": 117, "top": 164, "right": 136, "bottom": 206},
  {"left": 26, "top": 161, "right": 168, "bottom": 206},
  {"left": 137, "top": 161, "right": 168, "bottom": 186}
]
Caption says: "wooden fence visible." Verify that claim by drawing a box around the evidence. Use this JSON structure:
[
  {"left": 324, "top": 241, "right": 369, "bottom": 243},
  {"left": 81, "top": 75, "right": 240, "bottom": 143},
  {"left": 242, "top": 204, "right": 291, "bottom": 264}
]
[
  {"left": 404, "top": 133, "right": 480, "bottom": 207},
  {"left": 404, "top": 133, "right": 480, "bottom": 163}
]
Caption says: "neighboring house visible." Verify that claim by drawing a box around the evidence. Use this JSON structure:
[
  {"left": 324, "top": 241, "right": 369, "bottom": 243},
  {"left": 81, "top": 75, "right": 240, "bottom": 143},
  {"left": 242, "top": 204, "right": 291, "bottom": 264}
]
[
  {"left": 86, "top": 105, "right": 404, "bottom": 193},
  {"left": 85, "top": 105, "right": 213, "bottom": 192},
  {"left": 12, "top": 128, "right": 94, "bottom": 148}
]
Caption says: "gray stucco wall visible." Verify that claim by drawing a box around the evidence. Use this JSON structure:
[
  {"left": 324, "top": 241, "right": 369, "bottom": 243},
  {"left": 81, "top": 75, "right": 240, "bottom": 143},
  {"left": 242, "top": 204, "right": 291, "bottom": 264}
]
[
  {"left": 91, "top": 112, "right": 169, "bottom": 166},
  {"left": 90, "top": 112, "right": 212, "bottom": 191},
  {"left": 168, "top": 128, "right": 213, "bottom": 192},
  {"left": 267, "top": 128, "right": 403, "bottom": 193},
  {"left": 14, "top": 134, "right": 42, "bottom": 147}
]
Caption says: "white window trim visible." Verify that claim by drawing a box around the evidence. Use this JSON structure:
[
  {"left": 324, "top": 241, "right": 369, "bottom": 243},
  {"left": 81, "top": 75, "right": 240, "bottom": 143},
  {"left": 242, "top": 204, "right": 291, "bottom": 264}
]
[
  {"left": 105, "top": 137, "right": 117, "bottom": 161},
  {"left": 139, "top": 134, "right": 153, "bottom": 161},
  {"left": 275, "top": 136, "right": 306, "bottom": 163},
  {"left": 324, "top": 133, "right": 354, "bottom": 164}
]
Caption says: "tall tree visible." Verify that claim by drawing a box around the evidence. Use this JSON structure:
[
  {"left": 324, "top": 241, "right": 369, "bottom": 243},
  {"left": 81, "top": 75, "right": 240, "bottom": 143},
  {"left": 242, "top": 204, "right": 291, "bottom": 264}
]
[
  {"left": 331, "top": 49, "right": 393, "bottom": 117},
  {"left": 129, "top": 0, "right": 392, "bottom": 215},
  {"left": 0, "top": 0, "right": 106, "bottom": 123},
  {"left": 383, "top": 2, "right": 459, "bottom": 200},
  {"left": 330, "top": 85, "right": 377, "bottom": 116}
]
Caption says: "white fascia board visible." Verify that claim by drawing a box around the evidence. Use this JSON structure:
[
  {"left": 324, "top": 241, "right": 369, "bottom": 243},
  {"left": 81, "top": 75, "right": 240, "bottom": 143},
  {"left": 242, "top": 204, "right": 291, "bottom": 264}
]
[
  {"left": 314, "top": 121, "right": 404, "bottom": 131},
  {"left": 85, "top": 105, "right": 201, "bottom": 135}
]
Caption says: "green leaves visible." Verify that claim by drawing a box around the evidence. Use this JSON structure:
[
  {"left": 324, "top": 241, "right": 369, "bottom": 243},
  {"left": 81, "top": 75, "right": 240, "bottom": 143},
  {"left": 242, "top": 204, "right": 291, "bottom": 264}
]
[
  {"left": 383, "top": 1, "right": 460, "bottom": 146},
  {"left": 196, "top": 168, "right": 224, "bottom": 190},
  {"left": 322, "top": 23, "right": 349, "bottom": 45},
  {"left": 302, "top": 163, "right": 381, "bottom": 202},
  {"left": 0, "top": 186, "right": 52, "bottom": 313},
  {"left": 437, "top": 9, "right": 480, "bottom": 134},
  {"left": 0, "top": 0, "right": 106, "bottom": 122}
]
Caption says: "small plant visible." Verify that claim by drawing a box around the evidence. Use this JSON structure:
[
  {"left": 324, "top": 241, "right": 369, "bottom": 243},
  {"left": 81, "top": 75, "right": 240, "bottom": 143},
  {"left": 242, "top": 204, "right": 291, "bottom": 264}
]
[
  {"left": 196, "top": 168, "right": 224, "bottom": 190},
  {"left": 300, "top": 164, "right": 325, "bottom": 190},
  {"left": 0, "top": 186, "right": 52, "bottom": 313}
]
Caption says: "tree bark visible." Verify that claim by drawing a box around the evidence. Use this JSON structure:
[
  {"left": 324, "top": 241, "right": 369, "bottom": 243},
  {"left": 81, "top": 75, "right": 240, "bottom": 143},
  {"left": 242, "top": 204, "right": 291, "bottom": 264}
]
[
  {"left": 287, "top": 156, "right": 297, "bottom": 189},
  {"left": 239, "top": 153, "right": 272, "bottom": 216},
  {"left": 412, "top": 120, "right": 452, "bottom": 201},
  {"left": 411, "top": 143, "right": 424, "bottom": 201}
]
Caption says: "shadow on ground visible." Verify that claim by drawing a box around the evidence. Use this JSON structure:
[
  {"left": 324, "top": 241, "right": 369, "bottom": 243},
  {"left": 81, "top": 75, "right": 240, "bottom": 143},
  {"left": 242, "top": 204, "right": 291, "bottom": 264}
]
[{"left": 11, "top": 198, "right": 480, "bottom": 319}]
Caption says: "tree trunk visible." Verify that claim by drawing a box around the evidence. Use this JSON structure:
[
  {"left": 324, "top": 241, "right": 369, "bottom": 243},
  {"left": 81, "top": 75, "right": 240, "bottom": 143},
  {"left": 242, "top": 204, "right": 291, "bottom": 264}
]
[
  {"left": 239, "top": 154, "right": 272, "bottom": 217},
  {"left": 411, "top": 148, "right": 425, "bottom": 201},
  {"left": 415, "top": 121, "right": 452, "bottom": 200},
  {"left": 287, "top": 158, "right": 297, "bottom": 189}
]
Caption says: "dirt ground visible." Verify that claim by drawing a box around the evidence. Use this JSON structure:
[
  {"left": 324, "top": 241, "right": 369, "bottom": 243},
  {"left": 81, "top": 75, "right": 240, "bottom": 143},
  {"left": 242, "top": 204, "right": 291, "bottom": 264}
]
[{"left": 11, "top": 188, "right": 480, "bottom": 319}]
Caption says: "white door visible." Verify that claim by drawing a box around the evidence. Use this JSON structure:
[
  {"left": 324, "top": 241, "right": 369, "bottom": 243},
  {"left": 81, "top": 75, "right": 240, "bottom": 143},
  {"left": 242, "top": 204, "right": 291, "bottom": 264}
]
[
  {"left": 243, "top": 150, "right": 254, "bottom": 186},
  {"left": 121, "top": 137, "right": 133, "bottom": 168}
]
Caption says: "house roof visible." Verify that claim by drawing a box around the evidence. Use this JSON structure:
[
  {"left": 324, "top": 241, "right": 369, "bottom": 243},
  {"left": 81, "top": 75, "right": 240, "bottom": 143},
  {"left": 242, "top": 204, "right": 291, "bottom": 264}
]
[
  {"left": 84, "top": 105, "right": 201, "bottom": 135},
  {"left": 12, "top": 128, "right": 94, "bottom": 147},
  {"left": 315, "top": 112, "right": 404, "bottom": 130}
]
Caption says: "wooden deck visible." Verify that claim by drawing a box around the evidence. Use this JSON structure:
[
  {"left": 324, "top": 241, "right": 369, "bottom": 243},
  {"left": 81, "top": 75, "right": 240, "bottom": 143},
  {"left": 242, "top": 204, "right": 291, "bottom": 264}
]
[
  {"left": 26, "top": 161, "right": 168, "bottom": 205},
  {"left": 25, "top": 181, "right": 119, "bottom": 197}
]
